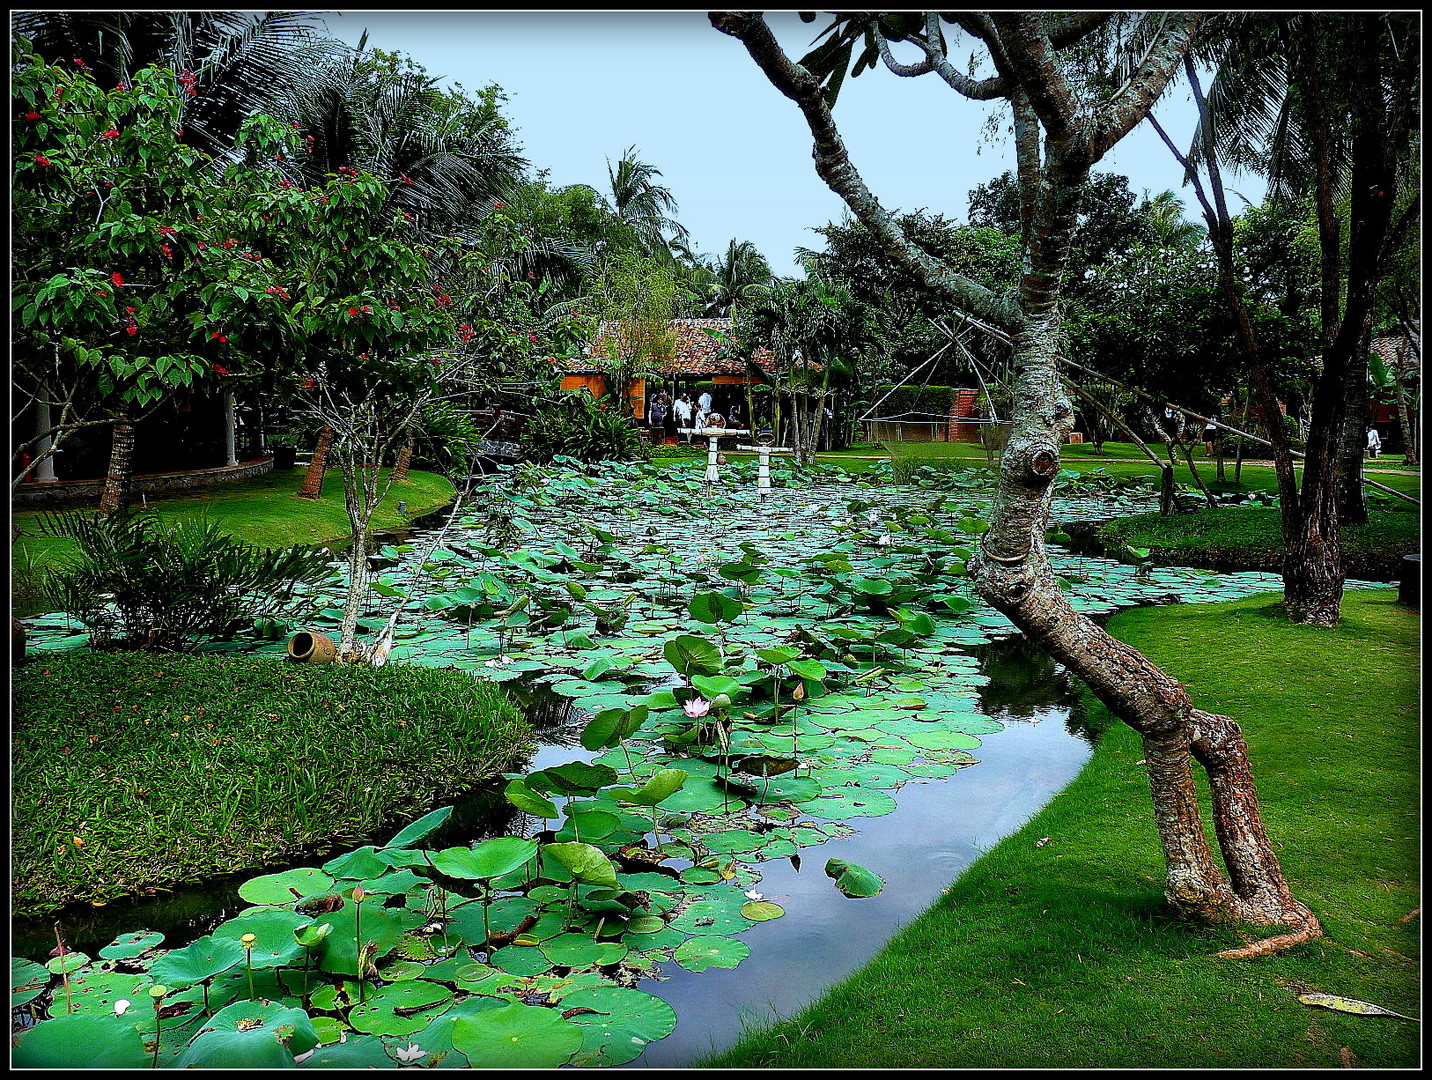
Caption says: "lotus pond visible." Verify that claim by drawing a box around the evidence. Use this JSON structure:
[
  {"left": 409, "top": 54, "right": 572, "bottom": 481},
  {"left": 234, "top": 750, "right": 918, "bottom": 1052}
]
[{"left": 13, "top": 457, "right": 1385, "bottom": 1068}]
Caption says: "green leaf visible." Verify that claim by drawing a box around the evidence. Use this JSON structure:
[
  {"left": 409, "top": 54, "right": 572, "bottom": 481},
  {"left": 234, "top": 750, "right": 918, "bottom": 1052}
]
[
  {"left": 543, "top": 842, "right": 619, "bottom": 889},
  {"left": 433, "top": 837, "right": 539, "bottom": 881},
  {"left": 505, "top": 777, "right": 560, "bottom": 819},
  {"left": 609, "top": 768, "right": 688, "bottom": 806},
  {"left": 825, "top": 857, "right": 885, "bottom": 898},
  {"left": 450, "top": 1002, "right": 584, "bottom": 1069},
  {"left": 175, "top": 999, "right": 318, "bottom": 1068},
  {"left": 664, "top": 634, "right": 723, "bottom": 677},
  {"left": 13, "top": 1012, "right": 150, "bottom": 1068},
  {"left": 382, "top": 805, "right": 453, "bottom": 850}
]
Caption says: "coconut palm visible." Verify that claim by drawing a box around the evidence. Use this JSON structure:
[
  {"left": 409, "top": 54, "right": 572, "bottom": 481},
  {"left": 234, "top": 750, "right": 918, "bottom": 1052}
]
[
  {"left": 701, "top": 239, "right": 776, "bottom": 316},
  {"left": 273, "top": 40, "right": 528, "bottom": 236},
  {"left": 605, "top": 146, "right": 691, "bottom": 257},
  {"left": 1145, "top": 190, "right": 1204, "bottom": 249},
  {"left": 11, "top": 10, "right": 341, "bottom": 161}
]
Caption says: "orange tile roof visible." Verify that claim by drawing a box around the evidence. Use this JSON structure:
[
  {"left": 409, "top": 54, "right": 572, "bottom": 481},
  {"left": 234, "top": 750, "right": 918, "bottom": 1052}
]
[{"left": 566, "top": 319, "right": 778, "bottom": 376}]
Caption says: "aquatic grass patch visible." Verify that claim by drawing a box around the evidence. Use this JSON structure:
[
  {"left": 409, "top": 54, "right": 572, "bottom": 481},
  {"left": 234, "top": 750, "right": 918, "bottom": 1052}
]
[
  {"left": 11, "top": 652, "right": 532, "bottom": 917},
  {"left": 703, "top": 589, "right": 1420, "bottom": 1069}
]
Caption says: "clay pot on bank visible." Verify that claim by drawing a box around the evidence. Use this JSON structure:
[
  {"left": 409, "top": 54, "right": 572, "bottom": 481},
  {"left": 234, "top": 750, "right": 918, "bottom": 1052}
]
[{"left": 287, "top": 631, "right": 337, "bottom": 664}]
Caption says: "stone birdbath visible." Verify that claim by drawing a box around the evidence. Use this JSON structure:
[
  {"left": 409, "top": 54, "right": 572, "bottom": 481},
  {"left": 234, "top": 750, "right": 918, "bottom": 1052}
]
[
  {"left": 736, "top": 436, "right": 793, "bottom": 494},
  {"left": 678, "top": 425, "right": 749, "bottom": 488}
]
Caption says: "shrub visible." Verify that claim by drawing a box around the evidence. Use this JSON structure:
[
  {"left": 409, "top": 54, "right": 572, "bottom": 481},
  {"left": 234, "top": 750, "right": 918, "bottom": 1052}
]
[
  {"left": 38, "top": 510, "right": 335, "bottom": 651},
  {"left": 521, "top": 390, "right": 650, "bottom": 463}
]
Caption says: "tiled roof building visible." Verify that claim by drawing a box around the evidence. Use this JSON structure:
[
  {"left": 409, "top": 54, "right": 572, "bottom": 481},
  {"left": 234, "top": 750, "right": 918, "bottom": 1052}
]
[{"left": 566, "top": 318, "right": 778, "bottom": 376}]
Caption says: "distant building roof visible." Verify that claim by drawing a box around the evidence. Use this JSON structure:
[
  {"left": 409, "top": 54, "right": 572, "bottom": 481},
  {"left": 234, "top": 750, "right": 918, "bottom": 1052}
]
[
  {"left": 566, "top": 318, "right": 779, "bottom": 377},
  {"left": 1370, "top": 331, "right": 1419, "bottom": 375}
]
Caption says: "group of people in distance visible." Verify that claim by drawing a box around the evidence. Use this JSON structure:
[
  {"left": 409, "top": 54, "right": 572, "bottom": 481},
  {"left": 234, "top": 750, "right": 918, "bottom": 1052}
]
[{"left": 646, "top": 388, "right": 750, "bottom": 442}]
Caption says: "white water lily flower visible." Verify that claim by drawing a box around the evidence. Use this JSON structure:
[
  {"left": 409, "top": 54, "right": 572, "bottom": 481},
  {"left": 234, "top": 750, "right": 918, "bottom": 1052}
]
[
  {"left": 113, "top": 999, "right": 132, "bottom": 1016},
  {"left": 682, "top": 697, "right": 710, "bottom": 718},
  {"left": 395, "top": 1043, "right": 427, "bottom": 1063},
  {"left": 744, "top": 890, "right": 765, "bottom": 902}
]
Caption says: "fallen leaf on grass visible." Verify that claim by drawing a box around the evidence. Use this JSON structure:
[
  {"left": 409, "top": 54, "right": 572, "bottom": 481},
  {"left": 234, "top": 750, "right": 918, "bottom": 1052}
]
[{"left": 1297, "top": 992, "right": 1419, "bottom": 1021}]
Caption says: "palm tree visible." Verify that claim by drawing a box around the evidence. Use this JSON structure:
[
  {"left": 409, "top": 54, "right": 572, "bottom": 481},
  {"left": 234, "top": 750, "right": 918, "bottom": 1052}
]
[
  {"left": 274, "top": 41, "right": 529, "bottom": 236},
  {"left": 1145, "top": 190, "right": 1204, "bottom": 249},
  {"left": 701, "top": 239, "right": 775, "bottom": 316},
  {"left": 11, "top": 10, "right": 341, "bottom": 161},
  {"left": 1160, "top": 12, "right": 1419, "bottom": 618},
  {"left": 605, "top": 146, "right": 691, "bottom": 258}
]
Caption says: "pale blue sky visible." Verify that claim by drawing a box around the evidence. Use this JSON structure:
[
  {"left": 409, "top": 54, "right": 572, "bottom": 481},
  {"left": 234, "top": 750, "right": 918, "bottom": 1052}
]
[{"left": 319, "top": 11, "right": 1263, "bottom": 272}]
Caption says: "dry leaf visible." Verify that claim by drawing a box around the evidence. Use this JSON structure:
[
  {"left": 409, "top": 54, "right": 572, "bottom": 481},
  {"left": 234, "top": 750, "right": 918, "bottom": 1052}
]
[{"left": 1297, "top": 992, "right": 1419, "bottom": 1021}]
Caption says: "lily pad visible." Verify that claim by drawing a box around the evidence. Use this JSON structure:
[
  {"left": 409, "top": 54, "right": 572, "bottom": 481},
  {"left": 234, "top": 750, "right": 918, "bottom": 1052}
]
[
  {"left": 672, "top": 935, "right": 751, "bottom": 972},
  {"left": 12, "top": 1011, "right": 150, "bottom": 1068},
  {"left": 563, "top": 986, "right": 678, "bottom": 1066},
  {"left": 450, "top": 1001, "right": 585, "bottom": 1068}
]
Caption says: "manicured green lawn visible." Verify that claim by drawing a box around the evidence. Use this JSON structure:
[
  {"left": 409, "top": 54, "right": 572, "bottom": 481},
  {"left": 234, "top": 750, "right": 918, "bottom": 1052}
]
[
  {"left": 704, "top": 588, "right": 1420, "bottom": 1069},
  {"left": 11, "top": 652, "right": 532, "bottom": 918},
  {"left": 1098, "top": 505, "right": 1420, "bottom": 580},
  {"left": 874, "top": 439, "right": 1423, "bottom": 498},
  {"left": 11, "top": 467, "right": 455, "bottom": 607}
]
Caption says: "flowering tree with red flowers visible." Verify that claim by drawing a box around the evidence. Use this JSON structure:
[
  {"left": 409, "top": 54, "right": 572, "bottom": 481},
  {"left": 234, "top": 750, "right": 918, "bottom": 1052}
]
[{"left": 11, "top": 43, "right": 285, "bottom": 508}]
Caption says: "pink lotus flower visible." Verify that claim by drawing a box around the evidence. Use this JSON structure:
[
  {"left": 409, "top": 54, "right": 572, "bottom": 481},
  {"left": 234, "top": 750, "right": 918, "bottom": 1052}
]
[{"left": 682, "top": 697, "right": 710, "bottom": 718}]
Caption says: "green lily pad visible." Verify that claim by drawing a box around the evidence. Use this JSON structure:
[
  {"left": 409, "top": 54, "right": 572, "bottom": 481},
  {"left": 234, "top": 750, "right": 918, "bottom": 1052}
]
[
  {"left": 237, "top": 866, "right": 335, "bottom": 906},
  {"left": 213, "top": 909, "right": 308, "bottom": 969},
  {"left": 13, "top": 1011, "right": 150, "bottom": 1068},
  {"left": 826, "top": 856, "right": 885, "bottom": 898},
  {"left": 672, "top": 935, "right": 751, "bottom": 972},
  {"left": 450, "top": 1002, "right": 585, "bottom": 1068},
  {"left": 148, "top": 934, "right": 248, "bottom": 988},
  {"left": 347, "top": 978, "right": 454, "bottom": 1036},
  {"left": 175, "top": 998, "right": 319, "bottom": 1068},
  {"left": 563, "top": 986, "right": 678, "bottom": 1066},
  {"left": 97, "top": 930, "right": 165, "bottom": 960},
  {"left": 740, "top": 900, "right": 786, "bottom": 922}
]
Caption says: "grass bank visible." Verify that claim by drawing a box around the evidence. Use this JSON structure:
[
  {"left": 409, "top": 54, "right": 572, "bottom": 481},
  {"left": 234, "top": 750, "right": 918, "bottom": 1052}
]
[
  {"left": 1092, "top": 505, "right": 1420, "bottom": 581},
  {"left": 11, "top": 466, "right": 455, "bottom": 577},
  {"left": 877, "top": 439, "right": 1423, "bottom": 499},
  {"left": 705, "top": 588, "right": 1420, "bottom": 1069},
  {"left": 11, "top": 652, "right": 532, "bottom": 919}
]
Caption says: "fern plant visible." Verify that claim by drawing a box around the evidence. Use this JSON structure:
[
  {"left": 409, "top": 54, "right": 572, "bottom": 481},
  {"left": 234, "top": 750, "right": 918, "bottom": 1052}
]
[{"left": 38, "top": 510, "right": 336, "bottom": 651}]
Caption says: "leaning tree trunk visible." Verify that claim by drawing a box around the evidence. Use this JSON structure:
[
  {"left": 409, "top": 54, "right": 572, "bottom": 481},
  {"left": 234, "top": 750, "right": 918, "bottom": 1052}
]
[
  {"left": 969, "top": 305, "right": 1322, "bottom": 947},
  {"left": 295, "top": 426, "right": 333, "bottom": 500},
  {"left": 97, "top": 401, "right": 136, "bottom": 517}
]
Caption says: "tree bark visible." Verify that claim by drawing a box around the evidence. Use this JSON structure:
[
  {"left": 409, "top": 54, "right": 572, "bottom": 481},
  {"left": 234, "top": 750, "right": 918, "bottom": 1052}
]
[
  {"left": 97, "top": 400, "right": 136, "bottom": 517},
  {"left": 715, "top": 8, "right": 1320, "bottom": 943},
  {"left": 295, "top": 425, "right": 333, "bottom": 499},
  {"left": 391, "top": 437, "right": 415, "bottom": 483}
]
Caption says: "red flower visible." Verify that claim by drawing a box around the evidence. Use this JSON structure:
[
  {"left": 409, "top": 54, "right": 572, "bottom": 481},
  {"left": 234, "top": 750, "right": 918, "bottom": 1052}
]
[
  {"left": 210, "top": 332, "right": 228, "bottom": 343},
  {"left": 101, "top": 127, "right": 119, "bottom": 139},
  {"left": 32, "top": 154, "right": 51, "bottom": 167},
  {"left": 125, "top": 324, "right": 138, "bottom": 336},
  {"left": 211, "top": 364, "right": 229, "bottom": 376},
  {"left": 399, "top": 172, "right": 413, "bottom": 185},
  {"left": 348, "top": 307, "right": 360, "bottom": 318},
  {"left": 24, "top": 111, "right": 39, "bottom": 120},
  {"left": 160, "top": 245, "right": 172, "bottom": 259},
  {"left": 110, "top": 272, "right": 124, "bottom": 287}
]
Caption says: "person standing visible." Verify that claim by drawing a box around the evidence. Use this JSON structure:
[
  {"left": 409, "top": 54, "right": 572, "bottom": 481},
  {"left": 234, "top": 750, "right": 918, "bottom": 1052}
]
[
  {"left": 698, "top": 388, "right": 713, "bottom": 415},
  {"left": 648, "top": 392, "right": 666, "bottom": 436},
  {"left": 673, "top": 392, "right": 692, "bottom": 441},
  {"left": 1203, "top": 415, "right": 1219, "bottom": 457},
  {"left": 1366, "top": 424, "right": 1382, "bottom": 459}
]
